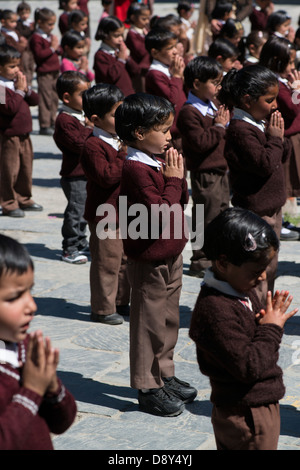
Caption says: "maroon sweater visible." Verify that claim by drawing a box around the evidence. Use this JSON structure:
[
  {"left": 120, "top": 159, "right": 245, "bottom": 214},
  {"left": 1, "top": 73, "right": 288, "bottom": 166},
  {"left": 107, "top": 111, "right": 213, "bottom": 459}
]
[
  {"left": 53, "top": 111, "right": 92, "bottom": 177},
  {"left": 81, "top": 135, "right": 126, "bottom": 223},
  {"left": 189, "top": 284, "right": 285, "bottom": 407},
  {"left": 125, "top": 29, "right": 151, "bottom": 75},
  {"left": 93, "top": 49, "right": 135, "bottom": 96},
  {"left": 119, "top": 158, "right": 189, "bottom": 261},
  {"left": 225, "top": 119, "right": 291, "bottom": 216},
  {"left": 249, "top": 7, "right": 269, "bottom": 31},
  {"left": 277, "top": 81, "right": 300, "bottom": 137},
  {"left": 0, "top": 87, "right": 39, "bottom": 136},
  {"left": 29, "top": 32, "right": 60, "bottom": 73},
  {"left": 177, "top": 102, "right": 227, "bottom": 172},
  {"left": 0, "top": 336, "right": 76, "bottom": 450}
]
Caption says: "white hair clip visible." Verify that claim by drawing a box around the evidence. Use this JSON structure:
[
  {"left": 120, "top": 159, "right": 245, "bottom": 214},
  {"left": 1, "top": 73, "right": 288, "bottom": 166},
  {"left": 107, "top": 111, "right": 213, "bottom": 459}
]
[{"left": 243, "top": 233, "right": 257, "bottom": 251}]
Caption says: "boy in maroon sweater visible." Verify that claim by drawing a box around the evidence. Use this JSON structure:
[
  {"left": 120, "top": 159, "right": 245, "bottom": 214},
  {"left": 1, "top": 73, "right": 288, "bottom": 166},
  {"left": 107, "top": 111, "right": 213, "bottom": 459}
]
[
  {"left": 177, "top": 56, "right": 230, "bottom": 277},
  {"left": 115, "top": 93, "right": 197, "bottom": 417},
  {"left": 54, "top": 71, "right": 92, "bottom": 264},
  {"left": 0, "top": 234, "right": 76, "bottom": 450},
  {"left": 0, "top": 45, "right": 42, "bottom": 217}
]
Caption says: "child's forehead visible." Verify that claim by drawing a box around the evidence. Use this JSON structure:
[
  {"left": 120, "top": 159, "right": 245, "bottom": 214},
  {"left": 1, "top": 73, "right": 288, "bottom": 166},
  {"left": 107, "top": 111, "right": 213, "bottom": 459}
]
[{"left": 5, "top": 58, "right": 20, "bottom": 66}]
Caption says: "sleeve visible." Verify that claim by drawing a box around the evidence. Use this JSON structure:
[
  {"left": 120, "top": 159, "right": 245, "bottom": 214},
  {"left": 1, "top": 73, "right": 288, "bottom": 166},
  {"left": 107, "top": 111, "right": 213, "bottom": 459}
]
[
  {"left": 0, "top": 87, "right": 25, "bottom": 117},
  {"left": 53, "top": 115, "right": 92, "bottom": 153},
  {"left": 145, "top": 71, "right": 184, "bottom": 106},
  {"left": 30, "top": 34, "right": 55, "bottom": 64},
  {"left": 93, "top": 51, "right": 125, "bottom": 84}
]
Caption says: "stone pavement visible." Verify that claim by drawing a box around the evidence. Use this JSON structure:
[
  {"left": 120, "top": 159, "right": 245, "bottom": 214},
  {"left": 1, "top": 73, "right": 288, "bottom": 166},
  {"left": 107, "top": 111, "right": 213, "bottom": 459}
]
[{"left": 2, "top": 0, "right": 300, "bottom": 455}]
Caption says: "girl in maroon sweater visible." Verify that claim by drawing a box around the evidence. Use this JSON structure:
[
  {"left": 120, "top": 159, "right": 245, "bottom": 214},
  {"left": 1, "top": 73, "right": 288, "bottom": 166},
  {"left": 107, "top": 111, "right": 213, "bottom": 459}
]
[
  {"left": 189, "top": 207, "right": 298, "bottom": 450},
  {"left": 0, "top": 234, "right": 76, "bottom": 450}
]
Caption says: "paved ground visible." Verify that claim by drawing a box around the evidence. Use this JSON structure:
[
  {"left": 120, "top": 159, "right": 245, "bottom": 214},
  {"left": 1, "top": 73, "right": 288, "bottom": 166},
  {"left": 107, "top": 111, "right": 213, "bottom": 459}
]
[{"left": 2, "top": 0, "right": 300, "bottom": 456}]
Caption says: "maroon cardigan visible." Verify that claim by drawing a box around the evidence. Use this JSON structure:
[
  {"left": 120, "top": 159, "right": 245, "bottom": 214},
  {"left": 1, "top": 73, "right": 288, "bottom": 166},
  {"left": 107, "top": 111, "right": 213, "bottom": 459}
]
[
  {"left": 54, "top": 111, "right": 92, "bottom": 178},
  {"left": 277, "top": 81, "right": 300, "bottom": 137},
  {"left": 125, "top": 29, "right": 151, "bottom": 74},
  {"left": 224, "top": 119, "right": 291, "bottom": 216},
  {"left": 177, "top": 102, "right": 227, "bottom": 172},
  {"left": 0, "top": 87, "right": 39, "bottom": 136},
  {"left": 29, "top": 32, "right": 60, "bottom": 73},
  {"left": 93, "top": 49, "right": 135, "bottom": 96}
]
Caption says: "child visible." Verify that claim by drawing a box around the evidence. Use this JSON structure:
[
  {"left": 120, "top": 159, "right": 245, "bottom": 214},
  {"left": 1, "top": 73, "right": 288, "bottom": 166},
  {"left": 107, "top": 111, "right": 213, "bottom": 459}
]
[
  {"left": 0, "top": 9, "right": 28, "bottom": 58},
  {"left": 81, "top": 84, "right": 130, "bottom": 325},
  {"left": 219, "top": 18, "right": 244, "bottom": 49},
  {"left": 267, "top": 10, "right": 295, "bottom": 43},
  {"left": 177, "top": 56, "right": 230, "bottom": 277},
  {"left": 60, "top": 30, "right": 94, "bottom": 81},
  {"left": 0, "top": 45, "right": 42, "bottom": 218},
  {"left": 189, "top": 207, "right": 298, "bottom": 450},
  {"left": 16, "top": 2, "right": 35, "bottom": 86},
  {"left": 0, "top": 233, "right": 77, "bottom": 450},
  {"left": 243, "top": 30, "right": 267, "bottom": 66},
  {"left": 125, "top": 3, "right": 151, "bottom": 92},
  {"left": 249, "top": 0, "right": 274, "bottom": 32},
  {"left": 145, "top": 27, "right": 186, "bottom": 151},
  {"left": 100, "top": 0, "right": 113, "bottom": 21},
  {"left": 68, "top": 9, "right": 91, "bottom": 56},
  {"left": 177, "top": 0, "right": 196, "bottom": 44},
  {"left": 218, "top": 64, "right": 292, "bottom": 303},
  {"left": 93, "top": 16, "right": 135, "bottom": 97},
  {"left": 58, "top": 0, "right": 79, "bottom": 36},
  {"left": 53, "top": 71, "right": 92, "bottom": 264},
  {"left": 208, "top": 37, "right": 241, "bottom": 74},
  {"left": 30, "top": 8, "right": 61, "bottom": 136},
  {"left": 115, "top": 93, "right": 197, "bottom": 416}
]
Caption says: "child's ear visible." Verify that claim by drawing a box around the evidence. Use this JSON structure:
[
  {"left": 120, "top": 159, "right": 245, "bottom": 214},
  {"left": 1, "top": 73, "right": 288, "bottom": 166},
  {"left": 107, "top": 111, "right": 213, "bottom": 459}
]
[
  {"left": 215, "top": 255, "right": 229, "bottom": 274},
  {"left": 193, "top": 78, "right": 201, "bottom": 90},
  {"left": 62, "top": 91, "right": 71, "bottom": 104},
  {"left": 90, "top": 114, "right": 99, "bottom": 124},
  {"left": 133, "top": 128, "right": 145, "bottom": 141},
  {"left": 241, "top": 94, "right": 252, "bottom": 110},
  {"left": 151, "top": 48, "right": 159, "bottom": 59}
]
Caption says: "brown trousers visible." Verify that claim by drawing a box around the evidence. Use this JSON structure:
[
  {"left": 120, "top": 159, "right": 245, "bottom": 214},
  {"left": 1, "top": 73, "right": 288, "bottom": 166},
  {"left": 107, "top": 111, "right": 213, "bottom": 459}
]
[
  {"left": 0, "top": 134, "right": 34, "bottom": 212},
  {"left": 37, "top": 71, "right": 59, "bottom": 128},
  {"left": 127, "top": 254, "right": 183, "bottom": 390},
  {"left": 212, "top": 402, "right": 280, "bottom": 450},
  {"left": 88, "top": 222, "right": 130, "bottom": 315}
]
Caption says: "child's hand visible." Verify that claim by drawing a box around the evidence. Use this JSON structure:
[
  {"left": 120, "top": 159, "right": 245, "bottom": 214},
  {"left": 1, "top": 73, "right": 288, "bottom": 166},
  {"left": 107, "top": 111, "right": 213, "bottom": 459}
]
[
  {"left": 51, "top": 35, "right": 59, "bottom": 51},
  {"left": 267, "top": 110, "right": 284, "bottom": 141},
  {"left": 22, "top": 331, "right": 59, "bottom": 397},
  {"left": 214, "top": 105, "right": 230, "bottom": 127},
  {"left": 14, "top": 71, "right": 27, "bottom": 92},
  {"left": 117, "top": 41, "right": 129, "bottom": 61},
  {"left": 79, "top": 56, "right": 89, "bottom": 72},
  {"left": 256, "top": 290, "right": 298, "bottom": 328},
  {"left": 288, "top": 69, "right": 300, "bottom": 90},
  {"left": 170, "top": 54, "right": 185, "bottom": 78},
  {"left": 162, "top": 147, "right": 184, "bottom": 179}
]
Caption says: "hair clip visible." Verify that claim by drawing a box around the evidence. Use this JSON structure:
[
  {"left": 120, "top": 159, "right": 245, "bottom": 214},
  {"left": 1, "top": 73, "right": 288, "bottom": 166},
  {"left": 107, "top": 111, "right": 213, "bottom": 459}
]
[{"left": 243, "top": 233, "right": 257, "bottom": 252}]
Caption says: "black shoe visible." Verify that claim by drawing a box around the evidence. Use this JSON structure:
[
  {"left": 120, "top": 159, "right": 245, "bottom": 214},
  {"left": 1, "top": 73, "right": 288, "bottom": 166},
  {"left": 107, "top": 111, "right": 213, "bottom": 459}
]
[
  {"left": 163, "top": 376, "right": 197, "bottom": 403},
  {"left": 138, "top": 387, "right": 185, "bottom": 416},
  {"left": 40, "top": 127, "right": 54, "bottom": 136},
  {"left": 116, "top": 304, "right": 130, "bottom": 316},
  {"left": 90, "top": 312, "right": 123, "bottom": 325},
  {"left": 4, "top": 208, "right": 25, "bottom": 218},
  {"left": 20, "top": 203, "right": 43, "bottom": 211}
]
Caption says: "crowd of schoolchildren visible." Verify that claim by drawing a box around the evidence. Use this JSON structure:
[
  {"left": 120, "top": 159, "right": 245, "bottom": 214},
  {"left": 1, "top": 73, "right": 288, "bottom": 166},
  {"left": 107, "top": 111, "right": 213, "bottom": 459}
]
[{"left": 1, "top": 0, "right": 300, "bottom": 451}]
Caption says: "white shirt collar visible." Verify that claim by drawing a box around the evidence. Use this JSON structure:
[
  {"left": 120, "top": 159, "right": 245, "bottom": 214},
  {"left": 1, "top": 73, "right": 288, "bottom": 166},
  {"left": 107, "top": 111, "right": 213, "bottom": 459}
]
[
  {"left": 126, "top": 146, "right": 162, "bottom": 169},
  {"left": 61, "top": 103, "right": 86, "bottom": 124},
  {"left": 0, "top": 340, "right": 19, "bottom": 368},
  {"left": 100, "top": 42, "right": 117, "bottom": 55},
  {"left": 203, "top": 268, "right": 252, "bottom": 309},
  {"left": 93, "top": 126, "right": 120, "bottom": 150},
  {"left": 232, "top": 107, "right": 265, "bottom": 133},
  {"left": 186, "top": 91, "right": 218, "bottom": 117},
  {"left": 35, "top": 27, "right": 51, "bottom": 40},
  {"left": 1, "top": 28, "right": 19, "bottom": 42},
  {"left": 0, "top": 76, "right": 15, "bottom": 91},
  {"left": 149, "top": 59, "right": 171, "bottom": 78}
]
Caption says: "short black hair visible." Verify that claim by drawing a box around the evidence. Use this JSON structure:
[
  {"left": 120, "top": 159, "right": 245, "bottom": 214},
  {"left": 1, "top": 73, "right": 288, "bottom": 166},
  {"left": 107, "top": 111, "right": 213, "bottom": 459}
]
[
  {"left": 0, "top": 45, "right": 21, "bottom": 66},
  {"left": 115, "top": 93, "right": 174, "bottom": 144},
  {"left": 0, "top": 234, "right": 33, "bottom": 278},
  {"left": 203, "top": 207, "right": 279, "bottom": 266},
  {"left": 56, "top": 70, "right": 90, "bottom": 100},
  {"left": 94, "top": 16, "right": 123, "bottom": 41},
  {"left": 61, "top": 29, "right": 84, "bottom": 49},
  {"left": 208, "top": 37, "right": 239, "bottom": 59},
  {"left": 184, "top": 56, "right": 222, "bottom": 89},
  {"left": 267, "top": 10, "right": 291, "bottom": 33},
  {"left": 82, "top": 83, "right": 124, "bottom": 119},
  {"left": 177, "top": 1, "right": 193, "bottom": 14},
  {"left": 145, "top": 27, "right": 177, "bottom": 53},
  {"left": 259, "top": 36, "right": 293, "bottom": 74}
]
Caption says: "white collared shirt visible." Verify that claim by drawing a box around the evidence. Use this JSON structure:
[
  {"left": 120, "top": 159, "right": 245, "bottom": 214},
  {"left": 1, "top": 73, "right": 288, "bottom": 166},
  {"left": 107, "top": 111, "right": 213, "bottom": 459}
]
[
  {"left": 100, "top": 42, "right": 117, "bottom": 56},
  {"left": 0, "top": 340, "right": 19, "bottom": 368},
  {"left": 186, "top": 91, "right": 218, "bottom": 118},
  {"left": 93, "top": 126, "right": 120, "bottom": 151},
  {"left": 0, "top": 76, "right": 15, "bottom": 91},
  {"left": 232, "top": 107, "right": 265, "bottom": 133},
  {"left": 149, "top": 59, "right": 171, "bottom": 78},
  {"left": 126, "top": 146, "right": 162, "bottom": 169},
  {"left": 35, "top": 27, "right": 51, "bottom": 41},
  {"left": 61, "top": 103, "right": 86, "bottom": 125}
]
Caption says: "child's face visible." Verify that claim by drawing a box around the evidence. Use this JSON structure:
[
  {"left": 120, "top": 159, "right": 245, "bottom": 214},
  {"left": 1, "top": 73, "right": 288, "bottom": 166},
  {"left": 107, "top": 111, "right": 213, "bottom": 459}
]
[
  {"left": 152, "top": 39, "right": 178, "bottom": 66},
  {"left": 105, "top": 27, "right": 125, "bottom": 49},
  {"left": 0, "top": 58, "right": 20, "bottom": 81},
  {"left": 38, "top": 15, "right": 56, "bottom": 35},
  {"left": 72, "top": 17, "right": 88, "bottom": 32},
  {"left": 65, "top": 40, "right": 85, "bottom": 60},
  {"left": 19, "top": 10, "right": 31, "bottom": 22},
  {"left": 281, "top": 49, "right": 296, "bottom": 79},
  {"left": 66, "top": 0, "right": 79, "bottom": 11},
  {"left": 0, "top": 268, "right": 36, "bottom": 343},
  {"left": 276, "top": 19, "right": 291, "bottom": 37},
  {"left": 134, "top": 113, "right": 174, "bottom": 155},
  {"left": 64, "top": 80, "right": 90, "bottom": 112},
  {"left": 93, "top": 101, "right": 123, "bottom": 135},
  {"left": 1, "top": 13, "right": 18, "bottom": 31},
  {"left": 218, "top": 55, "right": 237, "bottom": 73},
  {"left": 244, "top": 84, "right": 279, "bottom": 121},
  {"left": 192, "top": 74, "right": 222, "bottom": 103},
  {"left": 133, "top": 10, "right": 151, "bottom": 30}
]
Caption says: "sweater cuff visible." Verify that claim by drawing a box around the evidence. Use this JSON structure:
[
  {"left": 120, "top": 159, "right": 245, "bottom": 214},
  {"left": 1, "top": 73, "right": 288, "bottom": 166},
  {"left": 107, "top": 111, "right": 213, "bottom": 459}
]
[
  {"left": 44, "top": 379, "right": 66, "bottom": 404},
  {"left": 15, "top": 89, "right": 25, "bottom": 98},
  {"left": 12, "top": 387, "right": 43, "bottom": 415}
]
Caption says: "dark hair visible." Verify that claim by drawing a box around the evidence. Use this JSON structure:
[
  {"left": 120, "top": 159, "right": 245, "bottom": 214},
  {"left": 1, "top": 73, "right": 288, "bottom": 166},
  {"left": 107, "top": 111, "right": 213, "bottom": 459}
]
[
  {"left": 94, "top": 16, "right": 123, "bottom": 41},
  {"left": 0, "top": 9, "right": 16, "bottom": 21},
  {"left": 208, "top": 37, "right": 239, "bottom": 60},
  {"left": 219, "top": 18, "right": 244, "bottom": 41},
  {"left": 61, "top": 29, "right": 84, "bottom": 49},
  {"left": 150, "top": 14, "right": 181, "bottom": 31},
  {"left": 177, "top": 0, "right": 193, "bottom": 14},
  {"left": 259, "top": 36, "right": 293, "bottom": 74},
  {"left": 126, "top": 2, "right": 150, "bottom": 24},
  {"left": 68, "top": 9, "right": 88, "bottom": 27},
  {"left": 184, "top": 55, "right": 222, "bottom": 89},
  {"left": 56, "top": 70, "right": 89, "bottom": 100},
  {"left": 17, "top": 2, "right": 31, "bottom": 14},
  {"left": 145, "top": 27, "right": 177, "bottom": 53},
  {"left": 0, "top": 45, "right": 21, "bottom": 66},
  {"left": 34, "top": 7, "right": 56, "bottom": 25},
  {"left": 82, "top": 83, "right": 124, "bottom": 119},
  {"left": 211, "top": 0, "right": 232, "bottom": 19},
  {"left": 267, "top": 10, "right": 291, "bottom": 33},
  {"left": 203, "top": 207, "right": 279, "bottom": 266},
  {"left": 115, "top": 93, "right": 174, "bottom": 144},
  {"left": 218, "top": 64, "right": 278, "bottom": 108},
  {"left": 0, "top": 234, "right": 33, "bottom": 278}
]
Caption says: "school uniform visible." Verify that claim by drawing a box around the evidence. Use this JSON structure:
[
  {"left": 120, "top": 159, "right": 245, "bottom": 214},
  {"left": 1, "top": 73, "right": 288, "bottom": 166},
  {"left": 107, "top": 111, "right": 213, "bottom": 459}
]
[
  {"left": 53, "top": 105, "right": 93, "bottom": 254},
  {"left": 177, "top": 93, "right": 230, "bottom": 274},
  {"left": 249, "top": 5, "right": 269, "bottom": 31},
  {"left": 58, "top": 12, "right": 70, "bottom": 35},
  {"left": 29, "top": 28, "right": 60, "bottom": 129},
  {"left": 125, "top": 27, "right": 151, "bottom": 92},
  {"left": 0, "top": 79, "right": 39, "bottom": 213},
  {"left": 16, "top": 18, "right": 35, "bottom": 86},
  {"left": 120, "top": 149, "right": 189, "bottom": 389},
  {"left": 60, "top": 57, "right": 95, "bottom": 82},
  {"left": 93, "top": 43, "right": 135, "bottom": 96},
  {"left": 81, "top": 128, "right": 130, "bottom": 316}
]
